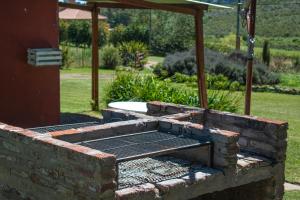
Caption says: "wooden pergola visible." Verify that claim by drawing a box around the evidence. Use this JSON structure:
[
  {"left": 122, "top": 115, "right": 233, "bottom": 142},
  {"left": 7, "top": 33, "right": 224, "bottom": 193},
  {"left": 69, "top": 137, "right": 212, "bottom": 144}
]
[{"left": 59, "top": 0, "right": 256, "bottom": 115}]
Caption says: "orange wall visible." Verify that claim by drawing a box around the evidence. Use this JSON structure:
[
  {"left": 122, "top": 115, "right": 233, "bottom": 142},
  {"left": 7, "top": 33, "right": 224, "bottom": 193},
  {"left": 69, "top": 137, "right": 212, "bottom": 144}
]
[{"left": 0, "top": 0, "right": 60, "bottom": 128}]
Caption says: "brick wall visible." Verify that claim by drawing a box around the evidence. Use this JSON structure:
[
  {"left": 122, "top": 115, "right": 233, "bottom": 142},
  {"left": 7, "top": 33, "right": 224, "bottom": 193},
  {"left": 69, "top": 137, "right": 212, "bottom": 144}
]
[
  {"left": 146, "top": 101, "right": 288, "bottom": 199},
  {"left": 157, "top": 118, "right": 240, "bottom": 172},
  {"left": 0, "top": 123, "right": 116, "bottom": 200}
]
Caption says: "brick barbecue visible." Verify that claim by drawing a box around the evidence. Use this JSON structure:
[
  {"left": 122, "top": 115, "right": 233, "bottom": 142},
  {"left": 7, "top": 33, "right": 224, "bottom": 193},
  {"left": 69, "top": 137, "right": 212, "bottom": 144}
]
[{"left": 0, "top": 102, "right": 288, "bottom": 200}]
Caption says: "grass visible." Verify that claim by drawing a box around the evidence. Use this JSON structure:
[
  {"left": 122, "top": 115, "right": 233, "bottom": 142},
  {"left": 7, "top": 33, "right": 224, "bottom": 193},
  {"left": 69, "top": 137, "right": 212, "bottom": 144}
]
[
  {"left": 148, "top": 56, "right": 165, "bottom": 63},
  {"left": 280, "top": 73, "right": 300, "bottom": 89},
  {"left": 60, "top": 71, "right": 114, "bottom": 114},
  {"left": 60, "top": 69, "right": 300, "bottom": 184},
  {"left": 60, "top": 67, "right": 115, "bottom": 75},
  {"left": 284, "top": 191, "right": 300, "bottom": 200}
]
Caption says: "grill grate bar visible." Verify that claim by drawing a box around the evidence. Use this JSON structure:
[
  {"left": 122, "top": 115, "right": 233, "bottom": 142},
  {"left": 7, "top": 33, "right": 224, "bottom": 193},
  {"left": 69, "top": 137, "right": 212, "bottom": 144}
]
[
  {"left": 29, "top": 121, "right": 101, "bottom": 134},
  {"left": 77, "top": 131, "right": 212, "bottom": 162}
]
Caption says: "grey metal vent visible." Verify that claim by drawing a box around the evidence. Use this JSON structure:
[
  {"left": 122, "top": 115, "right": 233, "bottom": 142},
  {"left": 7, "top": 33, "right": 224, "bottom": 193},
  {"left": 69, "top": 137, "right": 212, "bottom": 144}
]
[{"left": 27, "top": 48, "right": 62, "bottom": 66}]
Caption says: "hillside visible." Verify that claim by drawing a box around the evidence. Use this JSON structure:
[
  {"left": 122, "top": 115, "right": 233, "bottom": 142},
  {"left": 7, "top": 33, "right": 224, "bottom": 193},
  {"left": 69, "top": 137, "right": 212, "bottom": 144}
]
[{"left": 203, "top": 0, "right": 300, "bottom": 50}]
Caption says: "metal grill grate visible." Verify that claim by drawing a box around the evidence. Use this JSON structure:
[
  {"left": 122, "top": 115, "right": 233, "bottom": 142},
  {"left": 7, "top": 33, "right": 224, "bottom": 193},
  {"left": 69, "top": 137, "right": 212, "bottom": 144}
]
[
  {"left": 77, "top": 131, "right": 212, "bottom": 162},
  {"left": 118, "top": 156, "right": 207, "bottom": 189},
  {"left": 29, "top": 122, "right": 101, "bottom": 134}
]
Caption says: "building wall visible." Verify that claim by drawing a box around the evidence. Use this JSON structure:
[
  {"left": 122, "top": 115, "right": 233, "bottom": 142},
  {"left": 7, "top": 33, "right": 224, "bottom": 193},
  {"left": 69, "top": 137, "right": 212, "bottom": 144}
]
[{"left": 0, "top": 0, "right": 60, "bottom": 128}]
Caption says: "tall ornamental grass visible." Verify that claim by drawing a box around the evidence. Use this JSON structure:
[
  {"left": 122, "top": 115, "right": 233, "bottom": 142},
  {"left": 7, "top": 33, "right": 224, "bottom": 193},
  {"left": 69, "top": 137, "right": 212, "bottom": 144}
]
[{"left": 104, "top": 72, "right": 241, "bottom": 112}]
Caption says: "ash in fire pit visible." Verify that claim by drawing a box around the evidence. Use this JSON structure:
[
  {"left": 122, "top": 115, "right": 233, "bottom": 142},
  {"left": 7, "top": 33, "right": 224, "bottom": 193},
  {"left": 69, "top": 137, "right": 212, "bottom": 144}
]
[{"left": 118, "top": 156, "right": 210, "bottom": 189}]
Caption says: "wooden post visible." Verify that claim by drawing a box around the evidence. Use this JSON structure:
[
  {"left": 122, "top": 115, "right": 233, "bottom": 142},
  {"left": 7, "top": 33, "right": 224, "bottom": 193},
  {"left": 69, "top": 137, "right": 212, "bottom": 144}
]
[
  {"left": 236, "top": 0, "right": 241, "bottom": 51},
  {"left": 195, "top": 10, "right": 208, "bottom": 109},
  {"left": 91, "top": 5, "right": 99, "bottom": 111},
  {"left": 245, "top": 0, "right": 257, "bottom": 115}
]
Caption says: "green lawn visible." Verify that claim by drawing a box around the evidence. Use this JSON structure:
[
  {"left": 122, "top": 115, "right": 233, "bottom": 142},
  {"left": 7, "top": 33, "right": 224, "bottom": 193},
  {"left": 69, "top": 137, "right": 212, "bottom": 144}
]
[
  {"left": 60, "top": 69, "right": 300, "bottom": 184},
  {"left": 280, "top": 73, "right": 300, "bottom": 89},
  {"left": 60, "top": 68, "right": 115, "bottom": 75},
  {"left": 284, "top": 191, "right": 300, "bottom": 200},
  {"left": 60, "top": 72, "right": 114, "bottom": 115},
  {"left": 148, "top": 56, "right": 165, "bottom": 63}
]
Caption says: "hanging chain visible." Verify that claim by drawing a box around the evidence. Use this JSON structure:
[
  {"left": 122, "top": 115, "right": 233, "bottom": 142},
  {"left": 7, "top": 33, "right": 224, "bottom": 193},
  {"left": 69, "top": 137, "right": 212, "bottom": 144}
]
[{"left": 240, "top": 0, "right": 256, "bottom": 60}]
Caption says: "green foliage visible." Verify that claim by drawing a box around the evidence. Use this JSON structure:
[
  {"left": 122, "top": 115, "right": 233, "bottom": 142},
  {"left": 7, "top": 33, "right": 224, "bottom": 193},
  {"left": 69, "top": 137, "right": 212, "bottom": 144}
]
[
  {"left": 150, "top": 12, "right": 194, "bottom": 55},
  {"left": 109, "top": 25, "right": 126, "bottom": 46},
  {"left": 61, "top": 20, "right": 109, "bottom": 47},
  {"left": 294, "top": 57, "right": 300, "bottom": 72},
  {"left": 61, "top": 46, "right": 73, "bottom": 69},
  {"left": 100, "top": 45, "right": 120, "bottom": 69},
  {"left": 262, "top": 40, "right": 271, "bottom": 66},
  {"left": 156, "top": 48, "right": 280, "bottom": 85},
  {"left": 59, "top": 21, "right": 68, "bottom": 43},
  {"left": 203, "top": 1, "right": 300, "bottom": 38},
  {"left": 118, "top": 41, "right": 148, "bottom": 69},
  {"left": 253, "top": 85, "right": 300, "bottom": 96},
  {"left": 166, "top": 73, "right": 242, "bottom": 91},
  {"left": 280, "top": 73, "right": 300, "bottom": 89},
  {"left": 67, "top": 22, "right": 80, "bottom": 46},
  {"left": 205, "top": 35, "right": 300, "bottom": 63},
  {"left": 99, "top": 22, "right": 110, "bottom": 47},
  {"left": 102, "top": 9, "right": 195, "bottom": 55},
  {"left": 104, "top": 72, "right": 241, "bottom": 112},
  {"left": 110, "top": 24, "right": 149, "bottom": 46},
  {"left": 76, "top": 21, "right": 91, "bottom": 47}
]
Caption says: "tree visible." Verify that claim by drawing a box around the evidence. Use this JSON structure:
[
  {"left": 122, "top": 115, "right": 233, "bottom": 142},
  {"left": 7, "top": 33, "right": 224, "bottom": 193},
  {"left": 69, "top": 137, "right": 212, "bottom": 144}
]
[
  {"left": 262, "top": 40, "right": 271, "bottom": 67},
  {"left": 67, "top": 21, "right": 79, "bottom": 46},
  {"left": 77, "top": 21, "right": 91, "bottom": 47}
]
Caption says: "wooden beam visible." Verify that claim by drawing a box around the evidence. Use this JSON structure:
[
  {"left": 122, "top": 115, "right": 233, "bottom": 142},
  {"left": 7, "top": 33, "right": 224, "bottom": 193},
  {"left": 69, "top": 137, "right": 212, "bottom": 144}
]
[
  {"left": 112, "top": 0, "right": 197, "bottom": 15},
  {"left": 91, "top": 2, "right": 208, "bottom": 11},
  {"left": 195, "top": 10, "right": 208, "bottom": 109},
  {"left": 94, "top": 2, "right": 148, "bottom": 9},
  {"left": 92, "top": 4, "right": 99, "bottom": 111},
  {"left": 245, "top": 0, "right": 257, "bottom": 115},
  {"left": 58, "top": 2, "right": 93, "bottom": 11}
]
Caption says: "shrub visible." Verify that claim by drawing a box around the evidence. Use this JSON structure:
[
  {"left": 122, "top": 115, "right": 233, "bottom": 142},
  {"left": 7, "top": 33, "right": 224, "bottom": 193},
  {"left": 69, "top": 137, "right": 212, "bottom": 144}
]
[
  {"left": 104, "top": 72, "right": 241, "bottom": 112},
  {"left": 168, "top": 73, "right": 242, "bottom": 91},
  {"left": 262, "top": 40, "right": 271, "bottom": 67},
  {"left": 110, "top": 24, "right": 149, "bottom": 46},
  {"left": 59, "top": 21, "right": 68, "bottom": 44},
  {"left": 99, "top": 22, "right": 110, "bottom": 47},
  {"left": 118, "top": 41, "right": 148, "bottom": 69},
  {"left": 61, "top": 46, "right": 73, "bottom": 69},
  {"left": 153, "top": 63, "right": 169, "bottom": 79},
  {"left": 294, "top": 57, "right": 300, "bottom": 72},
  {"left": 156, "top": 48, "right": 280, "bottom": 85},
  {"left": 150, "top": 12, "right": 194, "bottom": 55},
  {"left": 100, "top": 45, "right": 120, "bottom": 69}
]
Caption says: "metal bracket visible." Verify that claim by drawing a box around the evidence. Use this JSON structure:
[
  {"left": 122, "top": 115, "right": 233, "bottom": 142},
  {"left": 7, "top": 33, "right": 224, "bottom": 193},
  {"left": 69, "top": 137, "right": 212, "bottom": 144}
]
[{"left": 247, "top": 36, "right": 256, "bottom": 60}]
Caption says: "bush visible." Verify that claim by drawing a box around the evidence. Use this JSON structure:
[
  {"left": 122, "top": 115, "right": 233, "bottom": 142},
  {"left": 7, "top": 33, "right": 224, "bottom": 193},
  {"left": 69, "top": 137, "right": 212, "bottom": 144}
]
[
  {"left": 155, "top": 48, "right": 280, "bottom": 85},
  {"left": 104, "top": 72, "right": 241, "bottom": 112},
  {"left": 294, "top": 57, "right": 300, "bottom": 72},
  {"left": 110, "top": 24, "right": 149, "bottom": 46},
  {"left": 150, "top": 12, "right": 194, "bottom": 55},
  {"left": 61, "top": 46, "right": 73, "bottom": 69},
  {"left": 100, "top": 45, "right": 120, "bottom": 69},
  {"left": 167, "top": 73, "right": 242, "bottom": 91},
  {"left": 118, "top": 41, "right": 148, "bottom": 69}
]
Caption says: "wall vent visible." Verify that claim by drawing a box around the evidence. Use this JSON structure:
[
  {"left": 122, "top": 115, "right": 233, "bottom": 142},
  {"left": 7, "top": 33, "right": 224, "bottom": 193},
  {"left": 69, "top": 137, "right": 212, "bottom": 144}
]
[{"left": 28, "top": 48, "right": 62, "bottom": 66}]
